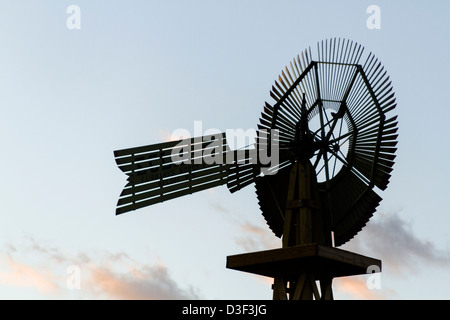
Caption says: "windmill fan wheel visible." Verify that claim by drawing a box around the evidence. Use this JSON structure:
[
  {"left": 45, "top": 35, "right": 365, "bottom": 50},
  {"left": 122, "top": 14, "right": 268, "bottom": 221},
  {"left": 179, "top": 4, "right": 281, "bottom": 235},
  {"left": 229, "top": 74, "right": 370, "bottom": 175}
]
[{"left": 255, "top": 38, "right": 398, "bottom": 247}]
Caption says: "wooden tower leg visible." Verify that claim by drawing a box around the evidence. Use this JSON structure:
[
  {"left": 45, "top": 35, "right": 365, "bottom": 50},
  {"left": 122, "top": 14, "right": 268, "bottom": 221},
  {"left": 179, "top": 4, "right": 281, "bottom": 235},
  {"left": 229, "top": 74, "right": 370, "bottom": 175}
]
[
  {"left": 272, "top": 276, "right": 287, "bottom": 300},
  {"left": 320, "top": 277, "right": 334, "bottom": 300},
  {"left": 273, "top": 274, "right": 323, "bottom": 300},
  {"left": 291, "top": 274, "right": 312, "bottom": 300},
  {"left": 271, "top": 160, "right": 335, "bottom": 300}
]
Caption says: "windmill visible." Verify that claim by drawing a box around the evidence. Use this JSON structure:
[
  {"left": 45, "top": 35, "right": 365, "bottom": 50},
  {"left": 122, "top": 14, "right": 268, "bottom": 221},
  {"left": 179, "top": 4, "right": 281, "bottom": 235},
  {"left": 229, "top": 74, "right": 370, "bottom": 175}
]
[{"left": 114, "top": 38, "right": 398, "bottom": 300}]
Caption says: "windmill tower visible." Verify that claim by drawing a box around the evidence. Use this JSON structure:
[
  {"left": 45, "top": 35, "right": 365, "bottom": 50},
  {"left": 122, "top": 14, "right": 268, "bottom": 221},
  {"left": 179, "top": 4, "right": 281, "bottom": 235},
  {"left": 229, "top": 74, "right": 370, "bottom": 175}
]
[{"left": 114, "top": 38, "right": 398, "bottom": 300}]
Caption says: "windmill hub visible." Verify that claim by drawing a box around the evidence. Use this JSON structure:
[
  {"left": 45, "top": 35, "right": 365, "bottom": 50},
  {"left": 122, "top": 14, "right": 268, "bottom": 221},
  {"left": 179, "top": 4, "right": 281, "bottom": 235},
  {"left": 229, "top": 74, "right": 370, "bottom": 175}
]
[
  {"left": 290, "top": 126, "right": 337, "bottom": 162},
  {"left": 332, "top": 143, "right": 340, "bottom": 153},
  {"left": 290, "top": 134, "right": 315, "bottom": 160}
]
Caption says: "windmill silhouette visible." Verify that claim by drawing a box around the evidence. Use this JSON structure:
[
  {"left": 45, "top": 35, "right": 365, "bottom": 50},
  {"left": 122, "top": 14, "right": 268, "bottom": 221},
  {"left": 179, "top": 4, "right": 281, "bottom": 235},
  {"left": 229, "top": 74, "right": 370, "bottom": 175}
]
[{"left": 114, "top": 38, "right": 398, "bottom": 300}]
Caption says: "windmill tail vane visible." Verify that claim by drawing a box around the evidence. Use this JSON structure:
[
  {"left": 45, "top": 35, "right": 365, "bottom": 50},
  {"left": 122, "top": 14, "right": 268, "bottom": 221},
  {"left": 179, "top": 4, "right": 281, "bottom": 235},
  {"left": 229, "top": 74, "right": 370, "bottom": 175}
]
[{"left": 113, "top": 128, "right": 281, "bottom": 215}]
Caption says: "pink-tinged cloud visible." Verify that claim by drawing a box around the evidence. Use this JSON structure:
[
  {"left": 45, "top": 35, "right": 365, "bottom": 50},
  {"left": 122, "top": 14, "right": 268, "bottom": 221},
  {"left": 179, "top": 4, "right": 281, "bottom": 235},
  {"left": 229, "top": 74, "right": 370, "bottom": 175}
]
[
  {"left": 0, "top": 237, "right": 200, "bottom": 300},
  {"left": 0, "top": 256, "right": 59, "bottom": 294},
  {"left": 235, "top": 220, "right": 280, "bottom": 252},
  {"left": 157, "top": 128, "right": 190, "bottom": 142},
  {"left": 84, "top": 261, "right": 200, "bottom": 300},
  {"left": 333, "top": 277, "right": 388, "bottom": 300}
]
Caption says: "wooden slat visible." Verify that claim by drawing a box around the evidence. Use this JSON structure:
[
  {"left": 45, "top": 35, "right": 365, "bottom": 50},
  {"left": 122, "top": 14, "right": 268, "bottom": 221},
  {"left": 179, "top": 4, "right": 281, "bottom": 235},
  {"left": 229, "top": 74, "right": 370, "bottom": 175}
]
[
  {"left": 123, "top": 163, "right": 225, "bottom": 192},
  {"left": 117, "top": 167, "right": 228, "bottom": 206},
  {"left": 114, "top": 139, "right": 181, "bottom": 158},
  {"left": 115, "top": 135, "right": 228, "bottom": 173},
  {"left": 116, "top": 178, "right": 226, "bottom": 215}
]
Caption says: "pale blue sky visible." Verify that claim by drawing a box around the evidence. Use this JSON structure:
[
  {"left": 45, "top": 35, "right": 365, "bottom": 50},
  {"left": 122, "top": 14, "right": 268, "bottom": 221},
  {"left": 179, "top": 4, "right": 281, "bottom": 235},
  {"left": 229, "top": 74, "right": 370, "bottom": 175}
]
[{"left": 0, "top": 1, "right": 449, "bottom": 299}]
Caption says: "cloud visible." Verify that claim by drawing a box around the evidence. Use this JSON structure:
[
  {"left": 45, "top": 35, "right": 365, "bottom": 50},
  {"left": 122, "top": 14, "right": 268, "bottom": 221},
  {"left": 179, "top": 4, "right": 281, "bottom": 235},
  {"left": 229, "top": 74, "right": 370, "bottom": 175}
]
[
  {"left": 0, "top": 237, "right": 200, "bottom": 300},
  {"left": 157, "top": 128, "right": 190, "bottom": 142},
  {"left": 335, "top": 211, "right": 450, "bottom": 299},
  {"left": 235, "top": 220, "right": 280, "bottom": 252},
  {"left": 333, "top": 276, "right": 388, "bottom": 300},
  {"left": 83, "top": 258, "right": 200, "bottom": 300},
  {"left": 0, "top": 256, "right": 59, "bottom": 295},
  {"left": 229, "top": 210, "right": 450, "bottom": 300},
  {"left": 341, "top": 211, "right": 450, "bottom": 275}
]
